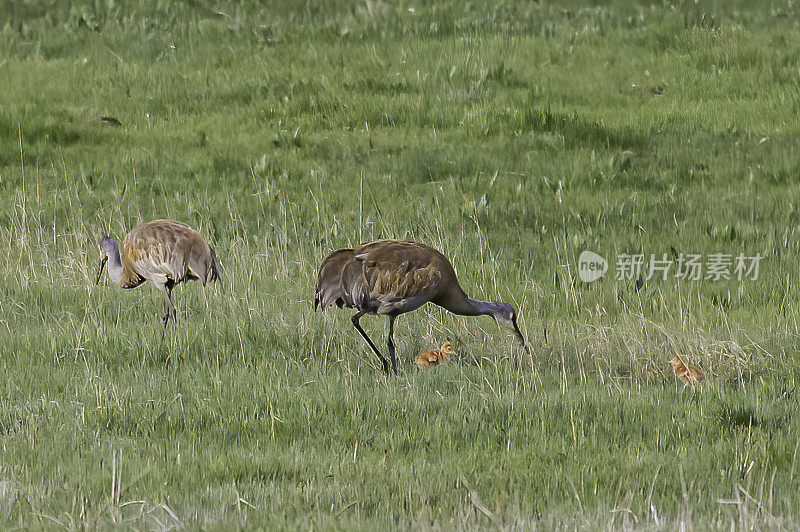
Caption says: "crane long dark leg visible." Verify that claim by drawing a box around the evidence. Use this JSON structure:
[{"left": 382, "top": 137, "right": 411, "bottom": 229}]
[
  {"left": 351, "top": 311, "right": 390, "bottom": 375},
  {"left": 387, "top": 314, "right": 398, "bottom": 375}
]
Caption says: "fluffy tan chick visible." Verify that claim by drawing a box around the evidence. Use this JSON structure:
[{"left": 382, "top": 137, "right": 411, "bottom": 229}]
[
  {"left": 669, "top": 355, "right": 704, "bottom": 388},
  {"left": 416, "top": 343, "right": 455, "bottom": 369}
]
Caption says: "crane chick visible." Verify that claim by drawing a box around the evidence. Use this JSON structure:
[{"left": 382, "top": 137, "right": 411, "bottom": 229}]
[
  {"left": 668, "top": 355, "right": 704, "bottom": 388},
  {"left": 97, "top": 219, "right": 221, "bottom": 326},
  {"left": 416, "top": 343, "right": 455, "bottom": 369}
]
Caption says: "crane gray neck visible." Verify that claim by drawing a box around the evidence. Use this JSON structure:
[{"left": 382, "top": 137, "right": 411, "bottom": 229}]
[
  {"left": 102, "top": 237, "right": 124, "bottom": 285},
  {"left": 456, "top": 297, "right": 507, "bottom": 318},
  {"left": 474, "top": 299, "right": 507, "bottom": 318}
]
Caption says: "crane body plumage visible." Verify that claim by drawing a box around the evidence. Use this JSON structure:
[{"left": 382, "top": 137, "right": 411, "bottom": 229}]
[
  {"left": 97, "top": 220, "right": 221, "bottom": 326},
  {"left": 315, "top": 240, "right": 526, "bottom": 374}
]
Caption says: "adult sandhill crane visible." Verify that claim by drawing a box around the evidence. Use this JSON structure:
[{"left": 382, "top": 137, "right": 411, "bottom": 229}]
[
  {"left": 96, "top": 220, "right": 221, "bottom": 327},
  {"left": 314, "top": 240, "right": 527, "bottom": 375}
]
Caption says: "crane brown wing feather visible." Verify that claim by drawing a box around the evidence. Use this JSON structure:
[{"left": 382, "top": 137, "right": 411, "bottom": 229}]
[
  {"left": 355, "top": 241, "right": 444, "bottom": 304},
  {"left": 316, "top": 240, "right": 452, "bottom": 313},
  {"left": 124, "top": 220, "right": 217, "bottom": 285},
  {"left": 363, "top": 260, "right": 441, "bottom": 301}
]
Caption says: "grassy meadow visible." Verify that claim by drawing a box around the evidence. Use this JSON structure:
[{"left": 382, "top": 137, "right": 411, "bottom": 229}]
[{"left": 3, "top": 0, "right": 800, "bottom": 528}]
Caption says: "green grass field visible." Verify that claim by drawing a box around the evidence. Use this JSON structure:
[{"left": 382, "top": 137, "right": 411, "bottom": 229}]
[{"left": 3, "top": 0, "right": 800, "bottom": 528}]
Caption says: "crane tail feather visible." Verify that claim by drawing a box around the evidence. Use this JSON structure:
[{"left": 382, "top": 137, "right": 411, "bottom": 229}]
[
  {"left": 315, "top": 248, "right": 355, "bottom": 312},
  {"left": 208, "top": 247, "right": 222, "bottom": 286}
]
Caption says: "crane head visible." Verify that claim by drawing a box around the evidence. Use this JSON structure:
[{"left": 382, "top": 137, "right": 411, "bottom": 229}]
[{"left": 493, "top": 302, "right": 529, "bottom": 353}]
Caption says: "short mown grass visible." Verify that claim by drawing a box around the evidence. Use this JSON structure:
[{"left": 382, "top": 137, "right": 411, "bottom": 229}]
[{"left": 2, "top": 0, "right": 800, "bottom": 528}]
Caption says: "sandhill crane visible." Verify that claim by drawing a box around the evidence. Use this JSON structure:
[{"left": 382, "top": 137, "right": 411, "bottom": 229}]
[
  {"left": 314, "top": 240, "right": 527, "bottom": 375},
  {"left": 96, "top": 219, "right": 221, "bottom": 326}
]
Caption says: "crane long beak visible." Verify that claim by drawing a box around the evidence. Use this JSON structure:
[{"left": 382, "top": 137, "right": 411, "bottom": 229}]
[
  {"left": 96, "top": 257, "right": 107, "bottom": 285},
  {"left": 512, "top": 316, "right": 531, "bottom": 354}
]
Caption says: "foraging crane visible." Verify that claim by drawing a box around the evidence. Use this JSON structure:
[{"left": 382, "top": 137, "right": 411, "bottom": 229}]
[
  {"left": 96, "top": 220, "right": 221, "bottom": 326},
  {"left": 314, "top": 240, "right": 527, "bottom": 375}
]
